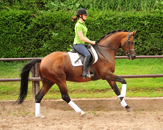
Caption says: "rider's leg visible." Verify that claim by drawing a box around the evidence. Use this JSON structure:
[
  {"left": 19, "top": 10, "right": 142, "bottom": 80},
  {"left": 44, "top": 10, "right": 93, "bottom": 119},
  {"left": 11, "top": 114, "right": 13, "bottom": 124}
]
[
  {"left": 82, "top": 56, "right": 91, "bottom": 78},
  {"left": 73, "top": 44, "right": 91, "bottom": 78}
]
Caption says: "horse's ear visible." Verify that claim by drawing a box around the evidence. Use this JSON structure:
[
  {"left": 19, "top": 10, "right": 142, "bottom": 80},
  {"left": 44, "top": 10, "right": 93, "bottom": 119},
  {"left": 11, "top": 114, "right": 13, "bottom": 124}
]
[{"left": 131, "top": 30, "right": 137, "bottom": 36}]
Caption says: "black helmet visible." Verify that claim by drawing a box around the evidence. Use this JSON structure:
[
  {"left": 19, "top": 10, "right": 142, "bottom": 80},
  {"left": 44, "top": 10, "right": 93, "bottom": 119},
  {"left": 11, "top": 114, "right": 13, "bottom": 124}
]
[{"left": 76, "top": 8, "right": 88, "bottom": 16}]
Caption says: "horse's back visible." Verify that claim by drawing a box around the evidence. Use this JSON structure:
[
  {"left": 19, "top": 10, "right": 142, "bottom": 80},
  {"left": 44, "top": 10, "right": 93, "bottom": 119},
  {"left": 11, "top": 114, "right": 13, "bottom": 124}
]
[
  {"left": 41, "top": 51, "right": 68, "bottom": 63},
  {"left": 39, "top": 51, "right": 71, "bottom": 76}
]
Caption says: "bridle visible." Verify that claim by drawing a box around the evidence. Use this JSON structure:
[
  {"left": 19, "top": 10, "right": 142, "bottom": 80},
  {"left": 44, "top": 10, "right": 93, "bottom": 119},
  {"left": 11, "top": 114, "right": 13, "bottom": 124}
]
[
  {"left": 121, "top": 32, "right": 135, "bottom": 56},
  {"left": 96, "top": 32, "right": 135, "bottom": 57}
]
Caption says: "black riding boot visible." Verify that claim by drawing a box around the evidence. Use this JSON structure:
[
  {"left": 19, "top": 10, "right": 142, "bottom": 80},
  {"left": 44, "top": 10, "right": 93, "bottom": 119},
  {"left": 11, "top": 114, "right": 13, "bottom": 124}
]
[{"left": 82, "top": 56, "right": 91, "bottom": 78}]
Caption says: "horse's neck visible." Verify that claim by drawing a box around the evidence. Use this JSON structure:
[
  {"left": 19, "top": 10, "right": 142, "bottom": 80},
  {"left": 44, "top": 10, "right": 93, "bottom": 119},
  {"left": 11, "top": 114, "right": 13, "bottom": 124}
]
[
  {"left": 99, "top": 34, "right": 120, "bottom": 50},
  {"left": 101, "top": 32, "right": 128, "bottom": 49},
  {"left": 98, "top": 32, "right": 126, "bottom": 59}
]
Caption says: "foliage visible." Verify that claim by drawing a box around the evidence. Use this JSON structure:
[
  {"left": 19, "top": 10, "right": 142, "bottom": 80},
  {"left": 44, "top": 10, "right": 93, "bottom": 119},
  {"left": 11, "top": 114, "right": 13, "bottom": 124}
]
[
  {"left": 1, "top": 0, "right": 163, "bottom": 12},
  {"left": 0, "top": 0, "right": 162, "bottom": 57},
  {"left": 0, "top": 10, "right": 74, "bottom": 57},
  {"left": 0, "top": 9, "right": 162, "bottom": 58}
]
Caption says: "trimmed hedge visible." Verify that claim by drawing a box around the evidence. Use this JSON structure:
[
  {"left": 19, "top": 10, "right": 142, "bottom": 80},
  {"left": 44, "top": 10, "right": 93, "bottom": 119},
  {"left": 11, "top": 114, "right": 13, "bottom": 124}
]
[{"left": 0, "top": 10, "right": 162, "bottom": 58}]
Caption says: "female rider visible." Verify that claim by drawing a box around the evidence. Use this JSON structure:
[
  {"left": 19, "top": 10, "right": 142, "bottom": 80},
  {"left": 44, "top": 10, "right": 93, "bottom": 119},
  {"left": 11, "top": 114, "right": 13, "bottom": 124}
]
[{"left": 72, "top": 8, "right": 96, "bottom": 78}]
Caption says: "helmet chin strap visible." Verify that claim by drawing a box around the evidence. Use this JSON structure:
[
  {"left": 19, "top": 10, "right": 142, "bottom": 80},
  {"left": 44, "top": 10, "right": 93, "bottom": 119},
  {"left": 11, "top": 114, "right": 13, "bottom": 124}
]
[{"left": 80, "top": 15, "right": 85, "bottom": 21}]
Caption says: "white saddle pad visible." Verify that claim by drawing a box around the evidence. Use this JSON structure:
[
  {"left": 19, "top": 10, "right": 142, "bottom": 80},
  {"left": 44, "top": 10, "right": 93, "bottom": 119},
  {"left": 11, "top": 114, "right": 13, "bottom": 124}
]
[{"left": 68, "top": 46, "right": 98, "bottom": 67}]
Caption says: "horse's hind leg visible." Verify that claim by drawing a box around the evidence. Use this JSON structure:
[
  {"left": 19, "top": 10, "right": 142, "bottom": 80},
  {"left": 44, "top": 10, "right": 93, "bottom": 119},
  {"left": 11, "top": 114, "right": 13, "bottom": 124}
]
[
  {"left": 56, "top": 81, "right": 86, "bottom": 117},
  {"left": 35, "top": 77, "right": 54, "bottom": 118}
]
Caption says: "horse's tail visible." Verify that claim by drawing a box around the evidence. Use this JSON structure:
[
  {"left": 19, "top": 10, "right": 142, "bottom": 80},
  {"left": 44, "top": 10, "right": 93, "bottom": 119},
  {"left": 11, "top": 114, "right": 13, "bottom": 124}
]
[{"left": 16, "top": 59, "right": 41, "bottom": 104}]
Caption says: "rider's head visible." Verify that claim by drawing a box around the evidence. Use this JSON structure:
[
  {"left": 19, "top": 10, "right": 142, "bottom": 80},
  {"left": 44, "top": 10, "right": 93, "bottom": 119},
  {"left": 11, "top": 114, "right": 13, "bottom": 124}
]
[
  {"left": 72, "top": 8, "right": 88, "bottom": 22},
  {"left": 76, "top": 8, "right": 88, "bottom": 17}
]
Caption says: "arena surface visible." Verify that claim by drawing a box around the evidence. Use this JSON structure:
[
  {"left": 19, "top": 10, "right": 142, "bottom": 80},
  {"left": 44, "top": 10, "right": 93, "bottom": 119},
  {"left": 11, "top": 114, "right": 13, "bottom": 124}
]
[{"left": 0, "top": 98, "right": 163, "bottom": 130}]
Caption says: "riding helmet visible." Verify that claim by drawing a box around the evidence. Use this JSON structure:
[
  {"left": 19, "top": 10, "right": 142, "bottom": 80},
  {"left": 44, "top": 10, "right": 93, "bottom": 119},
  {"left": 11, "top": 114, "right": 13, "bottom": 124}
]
[{"left": 76, "top": 8, "right": 88, "bottom": 16}]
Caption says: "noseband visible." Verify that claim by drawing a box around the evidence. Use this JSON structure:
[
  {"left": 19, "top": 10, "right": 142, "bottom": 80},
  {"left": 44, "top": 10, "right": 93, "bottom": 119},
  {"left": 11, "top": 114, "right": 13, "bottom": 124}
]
[{"left": 121, "top": 32, "right": 135, "bottom": 56}]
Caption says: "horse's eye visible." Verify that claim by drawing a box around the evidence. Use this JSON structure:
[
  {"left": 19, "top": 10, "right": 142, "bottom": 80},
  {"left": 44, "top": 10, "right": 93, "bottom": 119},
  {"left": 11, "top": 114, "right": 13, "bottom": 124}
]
[{"left": 130, "top": 41, "right": 134, "bottom": 44}]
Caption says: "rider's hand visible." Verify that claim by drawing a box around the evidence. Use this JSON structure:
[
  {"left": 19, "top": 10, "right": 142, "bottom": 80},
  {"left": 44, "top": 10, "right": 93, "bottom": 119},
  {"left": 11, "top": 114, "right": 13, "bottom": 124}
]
[{"left": 91, "top": 41, "right": 96, "bottom": 45}]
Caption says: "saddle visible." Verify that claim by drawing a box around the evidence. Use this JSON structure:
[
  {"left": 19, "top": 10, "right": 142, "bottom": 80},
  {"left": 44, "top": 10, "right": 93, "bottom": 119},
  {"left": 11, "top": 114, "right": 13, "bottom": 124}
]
[
  {"left": 69, "top": 44, "right": 98, "bottom": 66},
  {"left": 68, "top": 44, "right": 98, "bottom": 80}
]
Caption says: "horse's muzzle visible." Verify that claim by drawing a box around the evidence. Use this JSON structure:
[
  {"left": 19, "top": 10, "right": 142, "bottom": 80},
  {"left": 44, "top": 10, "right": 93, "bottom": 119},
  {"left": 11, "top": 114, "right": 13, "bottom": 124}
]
[{"left": 128, "top": 53, "right": 136, "bottom": 60}]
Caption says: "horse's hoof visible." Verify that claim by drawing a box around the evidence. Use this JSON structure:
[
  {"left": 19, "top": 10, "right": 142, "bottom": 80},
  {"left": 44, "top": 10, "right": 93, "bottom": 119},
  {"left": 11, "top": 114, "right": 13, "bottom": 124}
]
[
  {"left": 40, "top": 115, "right": 46, "bottom": 118},
  {"left": 117, "top": 97, "right": 121, "bottom": 104},
  {"left": 126, "top": 108, "right": 133, "bottom": 112},
  {"left": 81, "top": 111, "right": 87, "bottom": 117},
  {"left": 81, "top": 113, "right": 87, "bottom": 117},
  {"left": 36, "top": 114, "right": 45, "bottom": 118}
]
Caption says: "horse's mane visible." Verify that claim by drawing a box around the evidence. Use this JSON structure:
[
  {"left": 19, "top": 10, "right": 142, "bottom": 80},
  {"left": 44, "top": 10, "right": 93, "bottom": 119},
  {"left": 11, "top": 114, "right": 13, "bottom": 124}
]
[{"left": 96, "top": 29, "right": 129, "bottom": 44}]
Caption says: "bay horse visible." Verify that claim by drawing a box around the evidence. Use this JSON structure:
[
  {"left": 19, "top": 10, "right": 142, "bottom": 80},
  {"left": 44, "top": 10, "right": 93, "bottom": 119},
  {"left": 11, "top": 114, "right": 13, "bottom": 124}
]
[{"left": 17, "top": 30, "right": 137, "bottom": 118}]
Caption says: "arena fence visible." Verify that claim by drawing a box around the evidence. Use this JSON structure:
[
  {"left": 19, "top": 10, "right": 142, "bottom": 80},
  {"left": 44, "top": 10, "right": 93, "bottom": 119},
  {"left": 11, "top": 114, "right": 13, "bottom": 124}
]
[{"left": 0, "top": 55, "right": 163, "bottom": 100}]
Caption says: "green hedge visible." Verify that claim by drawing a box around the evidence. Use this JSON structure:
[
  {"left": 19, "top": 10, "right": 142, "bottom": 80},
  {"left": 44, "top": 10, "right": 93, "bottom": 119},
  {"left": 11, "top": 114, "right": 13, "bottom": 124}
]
[{"left": 0, "top": 10, "right": 162, "bottom": 58}]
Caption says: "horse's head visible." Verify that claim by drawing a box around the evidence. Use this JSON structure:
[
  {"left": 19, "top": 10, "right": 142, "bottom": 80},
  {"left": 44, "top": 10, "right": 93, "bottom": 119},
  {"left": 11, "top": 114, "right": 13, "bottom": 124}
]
[{"left": 121, "top": 30, "right": 137, "bottom": 60}]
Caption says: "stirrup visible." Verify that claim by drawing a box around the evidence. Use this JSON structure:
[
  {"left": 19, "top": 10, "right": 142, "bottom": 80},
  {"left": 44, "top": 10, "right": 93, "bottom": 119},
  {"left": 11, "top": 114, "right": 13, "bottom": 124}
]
[{"left": 82, "top": 72, "right": 94, "bottom": 78}]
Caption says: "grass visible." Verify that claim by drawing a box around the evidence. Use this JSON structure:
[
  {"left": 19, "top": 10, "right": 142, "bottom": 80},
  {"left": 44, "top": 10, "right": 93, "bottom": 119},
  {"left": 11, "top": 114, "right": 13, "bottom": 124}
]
[{"left": 0, "top": 58, "right": 163, "bottom": 100}]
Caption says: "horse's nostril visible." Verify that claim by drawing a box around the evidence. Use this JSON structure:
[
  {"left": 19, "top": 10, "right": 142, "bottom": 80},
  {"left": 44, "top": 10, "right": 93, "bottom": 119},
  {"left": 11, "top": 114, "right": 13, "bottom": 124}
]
[{"left": 132, "top": 55, "right": 136, "bottom": 60}]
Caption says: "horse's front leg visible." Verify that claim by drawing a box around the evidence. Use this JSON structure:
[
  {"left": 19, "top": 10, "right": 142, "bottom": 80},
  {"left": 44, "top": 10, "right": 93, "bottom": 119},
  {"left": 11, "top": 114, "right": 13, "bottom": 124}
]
[{"left": 105, "top": 72, "right": 132, "bottom": 112}]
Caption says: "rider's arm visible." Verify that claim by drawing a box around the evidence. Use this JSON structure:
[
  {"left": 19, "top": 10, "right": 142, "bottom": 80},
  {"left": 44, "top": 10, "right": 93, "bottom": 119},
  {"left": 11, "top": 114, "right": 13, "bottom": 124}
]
[{"left": 78, "top": 31, "right": 96, "bottom": 45}]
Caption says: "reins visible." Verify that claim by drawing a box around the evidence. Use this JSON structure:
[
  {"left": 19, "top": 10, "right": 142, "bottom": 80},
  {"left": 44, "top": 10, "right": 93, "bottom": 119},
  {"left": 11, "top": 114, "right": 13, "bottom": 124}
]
[
  {"left": 97, "top": 44, "right": 125, "bottom": 54},
  {"left": 95, "top": 32, "right": 135, "bottom": 58}
]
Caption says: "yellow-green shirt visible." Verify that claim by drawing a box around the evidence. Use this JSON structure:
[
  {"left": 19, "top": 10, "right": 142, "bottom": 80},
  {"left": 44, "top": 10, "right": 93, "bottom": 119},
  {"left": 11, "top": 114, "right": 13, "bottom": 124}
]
[{"left": 74, "top": 20, "right": 88, "bottom": 44}]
